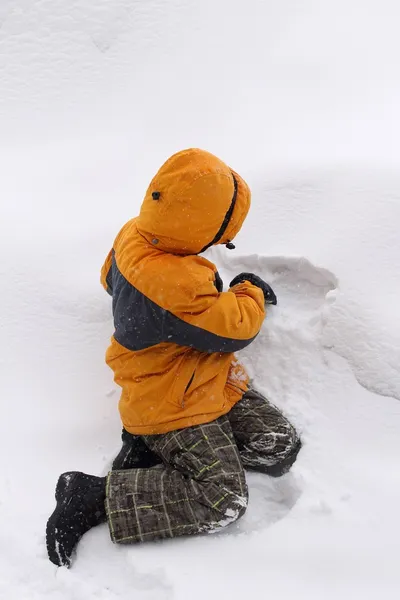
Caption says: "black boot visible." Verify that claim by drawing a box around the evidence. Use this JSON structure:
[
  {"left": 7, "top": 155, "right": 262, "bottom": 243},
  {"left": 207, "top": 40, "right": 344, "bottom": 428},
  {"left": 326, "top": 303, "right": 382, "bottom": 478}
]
[
  {"left": 46, "top": 472, "right": 106, "bottom": 568},
  {"left": 112, "top": 429, "right": 161, "bottom": 470}
]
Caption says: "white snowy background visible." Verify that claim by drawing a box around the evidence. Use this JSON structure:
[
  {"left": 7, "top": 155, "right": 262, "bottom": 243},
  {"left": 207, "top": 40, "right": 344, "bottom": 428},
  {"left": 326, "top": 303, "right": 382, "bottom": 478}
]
[{"left": 1, "top": 1, "right": 400, "bottom": 598}]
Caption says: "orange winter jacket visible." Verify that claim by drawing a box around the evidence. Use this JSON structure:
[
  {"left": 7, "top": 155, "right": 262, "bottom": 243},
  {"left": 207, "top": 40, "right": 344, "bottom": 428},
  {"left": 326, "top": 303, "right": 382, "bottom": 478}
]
[{"left": 101, "top": 149, "right": 265, "bottom": 434}]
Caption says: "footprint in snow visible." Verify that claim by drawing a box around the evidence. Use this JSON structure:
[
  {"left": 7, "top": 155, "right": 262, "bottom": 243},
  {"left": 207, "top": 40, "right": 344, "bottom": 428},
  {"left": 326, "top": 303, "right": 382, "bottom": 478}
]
[{"left": 223, "top": 470, "right": 303, "bottom": 536}]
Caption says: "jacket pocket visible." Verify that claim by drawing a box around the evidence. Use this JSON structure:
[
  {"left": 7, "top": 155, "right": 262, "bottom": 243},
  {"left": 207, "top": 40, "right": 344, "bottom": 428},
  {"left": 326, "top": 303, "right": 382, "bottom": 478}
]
[
  {"left": 169, "top": 352, "right": 200, "bottom": 409},
  {"left": 184, "top": 371, "right": 196, "bottom": 394}
]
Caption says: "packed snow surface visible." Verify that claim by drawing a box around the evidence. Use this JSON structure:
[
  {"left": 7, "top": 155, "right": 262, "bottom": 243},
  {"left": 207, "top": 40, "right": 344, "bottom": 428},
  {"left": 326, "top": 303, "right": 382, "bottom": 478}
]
[{"left": 1, "top": 1, "right": 400, "bottom": 599}]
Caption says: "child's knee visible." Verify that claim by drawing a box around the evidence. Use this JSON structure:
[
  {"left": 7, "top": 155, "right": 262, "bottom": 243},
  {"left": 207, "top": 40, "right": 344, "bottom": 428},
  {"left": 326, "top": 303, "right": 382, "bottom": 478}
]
[
  {"left": 287, "top": 422, "right": 301, "bottom": 453},
  {"left": 277, "top": 416, "right": 300, "bottom": 457},
  {"left": 240, "top": 421, "right": 301, "bottom": 477},
  {"left": 268, "top": 436, "right": 302, "bottom": 477}
]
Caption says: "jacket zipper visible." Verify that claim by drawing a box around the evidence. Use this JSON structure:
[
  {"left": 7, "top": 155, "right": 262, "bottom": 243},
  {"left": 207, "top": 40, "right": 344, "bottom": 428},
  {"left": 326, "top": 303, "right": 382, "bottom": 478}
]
[{"left": 182, "top": 371, "right": 196, "bottom": 407}]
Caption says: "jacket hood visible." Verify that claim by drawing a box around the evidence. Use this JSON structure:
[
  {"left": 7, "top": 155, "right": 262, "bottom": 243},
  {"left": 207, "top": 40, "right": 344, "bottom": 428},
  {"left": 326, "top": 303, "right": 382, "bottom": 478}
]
[{"left": 136, "top": 148, "right": 251, "bottom": 255}]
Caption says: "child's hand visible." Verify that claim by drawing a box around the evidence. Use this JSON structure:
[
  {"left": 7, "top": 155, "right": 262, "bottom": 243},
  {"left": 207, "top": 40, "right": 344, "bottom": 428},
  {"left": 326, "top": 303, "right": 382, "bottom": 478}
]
[{"left": 230, "top": 272, "right": 277, "bottom": 305}]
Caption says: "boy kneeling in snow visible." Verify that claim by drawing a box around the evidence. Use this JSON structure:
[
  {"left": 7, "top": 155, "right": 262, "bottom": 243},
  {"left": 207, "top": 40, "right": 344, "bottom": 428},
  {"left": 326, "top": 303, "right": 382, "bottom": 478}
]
[{"left": 46, "top": 149, "right": 301, "bottom": 567}]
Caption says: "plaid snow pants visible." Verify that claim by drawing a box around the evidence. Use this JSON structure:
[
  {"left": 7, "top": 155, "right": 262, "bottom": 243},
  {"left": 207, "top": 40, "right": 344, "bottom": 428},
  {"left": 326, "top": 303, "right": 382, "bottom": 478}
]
[{"left": 105, "top": 390, "right": 300, "bottom": 544}]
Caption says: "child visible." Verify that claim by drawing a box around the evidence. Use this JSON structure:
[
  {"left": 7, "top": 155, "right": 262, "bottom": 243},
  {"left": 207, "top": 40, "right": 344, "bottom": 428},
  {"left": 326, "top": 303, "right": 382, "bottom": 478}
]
[{"left": 46, "top": 149, "right": 301, "bottom": 567}]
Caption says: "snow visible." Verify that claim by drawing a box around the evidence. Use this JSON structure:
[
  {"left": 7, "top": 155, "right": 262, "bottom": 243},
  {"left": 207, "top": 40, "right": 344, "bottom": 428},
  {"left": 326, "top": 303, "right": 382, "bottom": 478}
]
[{"left": 1, "top": 1, "right": 400, "bottom": 598}]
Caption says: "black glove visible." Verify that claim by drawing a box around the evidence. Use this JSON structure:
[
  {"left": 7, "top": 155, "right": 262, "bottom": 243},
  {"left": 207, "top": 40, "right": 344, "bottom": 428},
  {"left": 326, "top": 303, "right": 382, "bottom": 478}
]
[
  {"left": 214, "top": 271, "right": 224, "bottom": 293},
  {"left": 230, "top": 272, "right": 277, "bottom": 305}
]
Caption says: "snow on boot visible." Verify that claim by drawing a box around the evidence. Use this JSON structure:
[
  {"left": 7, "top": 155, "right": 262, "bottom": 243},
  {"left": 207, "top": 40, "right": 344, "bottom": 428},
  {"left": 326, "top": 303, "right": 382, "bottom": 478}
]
[
  {"left": 264, "top": 439, "right": 302, "bottom": 477},
  {"left": 46, "top": 471, "right": 106, "bottom": 568},
  {"left": 112, "top": 429, "right": 161, "bottom": 470}
]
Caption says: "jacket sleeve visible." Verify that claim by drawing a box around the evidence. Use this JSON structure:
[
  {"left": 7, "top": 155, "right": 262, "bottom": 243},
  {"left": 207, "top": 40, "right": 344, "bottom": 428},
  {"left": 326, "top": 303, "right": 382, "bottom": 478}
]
[
  {"left": 100, "top": 249, "right": 114, "bottom": 296},
  {"left": 111, "top": 247, "right": 266, "bottom": 354},
  {"left": 169, "top": 276, "right": 266, "bottom": 353}
]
